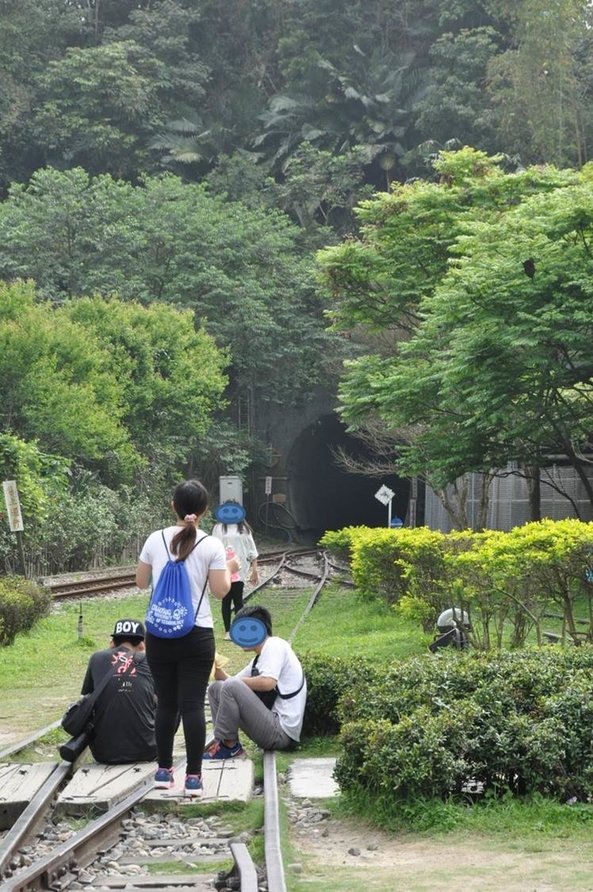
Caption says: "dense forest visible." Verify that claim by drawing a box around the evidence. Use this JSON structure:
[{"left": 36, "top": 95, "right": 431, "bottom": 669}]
[{"left": 1, "top": 0, "right": 592, "bottom": 570}]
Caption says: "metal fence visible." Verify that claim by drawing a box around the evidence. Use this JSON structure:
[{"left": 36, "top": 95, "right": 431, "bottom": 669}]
[{"left": 425, "top": 464, "right": 593, "bottom": 532}]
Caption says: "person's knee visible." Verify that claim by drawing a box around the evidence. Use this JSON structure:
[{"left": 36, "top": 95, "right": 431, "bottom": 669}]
[{"left": 220, "top": 677, "right": 246, "bottom": 701}]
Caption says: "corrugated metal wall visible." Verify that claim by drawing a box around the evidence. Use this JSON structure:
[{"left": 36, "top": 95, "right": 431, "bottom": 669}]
[{"left": 425, "top": 465, "right": 593, "bottom": 532}]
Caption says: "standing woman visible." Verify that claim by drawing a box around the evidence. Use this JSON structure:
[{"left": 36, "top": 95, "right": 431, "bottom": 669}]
[
  {"left": 136, "top": 479, "right": 231, "bottom": 796},
  {"left": 212, "top": 504, "right": 259, "bottom": 640}
]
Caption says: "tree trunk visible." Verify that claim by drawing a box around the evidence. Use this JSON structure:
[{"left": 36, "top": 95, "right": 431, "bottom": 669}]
[{"left": 524, "top": 465, "right": 541, "bottom": 521}]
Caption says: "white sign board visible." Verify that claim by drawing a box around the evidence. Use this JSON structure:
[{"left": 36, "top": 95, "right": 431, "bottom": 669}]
[
  {"left": 2, "top": 480, "right": 24, "bottom": 532},
  {"left": 374, "top": 484, "right": 395, "bottom": 506},
  {"left": 265, "top": 476, "right": 273, "bottom": 496}
]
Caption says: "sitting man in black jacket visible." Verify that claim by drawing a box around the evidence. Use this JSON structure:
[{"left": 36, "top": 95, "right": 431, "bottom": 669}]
[{"left": 79, "top": 618, "right": 157, "bottom": 764}]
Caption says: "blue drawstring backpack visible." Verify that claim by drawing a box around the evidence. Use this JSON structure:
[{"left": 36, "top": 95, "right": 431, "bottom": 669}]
[{"left": 145, "top": 532, "right": 208, "bottom": 638}]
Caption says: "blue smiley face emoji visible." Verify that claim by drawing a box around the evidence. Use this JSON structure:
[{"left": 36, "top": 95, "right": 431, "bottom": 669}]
[
  {"left": 214, "top": 501, "right": 247, "bottom": 524},
  {"left": 230, "top": 617, "right": 268, "bottom": 648}
]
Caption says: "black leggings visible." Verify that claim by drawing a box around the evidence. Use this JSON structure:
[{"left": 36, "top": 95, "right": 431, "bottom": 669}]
[
  {"left": 221, "top": 580, "right": 244, "bottom": 632},
  {"left": 146, "top": 626, "right": 215, "bottom": 776}
]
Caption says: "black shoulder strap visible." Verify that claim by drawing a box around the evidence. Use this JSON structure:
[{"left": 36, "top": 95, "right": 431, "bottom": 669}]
[
  {"left": 188, "top": 534, "right": 210, "bottom": 621},
  {"left": 86, "top": 658, "right": 115, "bottom": 706},
  {"left": 187, "top": 533, "right": 209, "bottom": 559},
  {"left": 278, "top": 672, "right": 305, "bottom": 699},
  {"left": 252, "top": 653, "right": 305, "bottom": 700}
]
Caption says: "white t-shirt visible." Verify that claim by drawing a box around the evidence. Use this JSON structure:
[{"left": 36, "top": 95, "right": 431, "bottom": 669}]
[
  {"left": 238, "top": 636, "right": 307, "bottom": 741},
  {"left": 139, "top": 526, "right": 227, "bottom": 629},
  {"left": 211, "top": 523, "right": 258, "bottom": 581}
]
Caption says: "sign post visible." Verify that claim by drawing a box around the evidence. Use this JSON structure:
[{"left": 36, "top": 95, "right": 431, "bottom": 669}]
[
  {"left": 2, "top": 480, "right": 26, "bottom": 575},
  {"left": 374, "top": 484, "right": 395, "bottom": 528},
  {"left": 408, "top": 476, "right": 418, "bottom": 528},
  {"left": 264, "top": 476, "right": 272, "bottom": 531}
]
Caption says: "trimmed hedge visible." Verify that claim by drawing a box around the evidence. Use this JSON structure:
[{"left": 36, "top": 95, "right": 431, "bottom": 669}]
[
  {"left": 321, "top": 520, "right": 593, "bottom": 647},
  {"left": 0, "top": 575, "right": 51, "bottom": 645},
  {"left": 334, "top": 647, "right": 593, "bottom": 802}
]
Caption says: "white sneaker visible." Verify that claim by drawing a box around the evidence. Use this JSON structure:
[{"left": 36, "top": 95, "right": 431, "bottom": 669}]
[{"left": 223, "top": 631, "right": 231, "bottom": 640}]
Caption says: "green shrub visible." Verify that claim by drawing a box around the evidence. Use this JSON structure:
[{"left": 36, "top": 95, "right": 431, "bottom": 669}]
[
  {"left": 322, "top": 525, "right": 450, "bottom": 621},
  {"left": 319, "top": 527, "right": 360, "bottom": 562},
  {"left": 300, "top": 651, "right": 380, "bottom": 737},
  {"left": 0, "top": 575, "right": 51, "bottom": 645},
  {"left": 333, "top": 647, "right": 593, "bottom": 804}
]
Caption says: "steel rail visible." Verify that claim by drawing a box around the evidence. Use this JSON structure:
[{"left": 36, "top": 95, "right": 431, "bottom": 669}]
[
  {"left": 49, "top": 575, "right": 138, "bottom": 599},
  {"left": 229, "top": 842, "right": 259, "bottom": 892},
  {"left": 263, "top": 751, "right": 286, "bottom": 892},
  {"left": 0, "top": 771, "right": 158, "bottom": 892},
  {"left": 52, "top": 574, "right": 136, "bottom": 591},
  {"left": 42, "top": 548, "right": 315, "bottom": 600},
  {"left": 258, "top": 547, "right": 318, "bottom": 561},
  {"left": 326, "top": 557, "right": 355, "bottom": 586},
  {"left": 0, "top": 753, "right": 260, "bottom": 892},
  {"left": 2, "top": 548, "right": 330, "bottom": 891},
  {"left": 262, "top": 551, "right": 330, "bottom": 891},
  {"left": 288, "top": 551, "right": 330, "bottom": 645},
  {"left": 244, "top": 552, "right": 288, "bottom": 602},
  {"left": 0, "top": 762, "right": 71, "bottom": 878},
  {"left": 283, "top": 562, "right": 323, "bottom": 580}
]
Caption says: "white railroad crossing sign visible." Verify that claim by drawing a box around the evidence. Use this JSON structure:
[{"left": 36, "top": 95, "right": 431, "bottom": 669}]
[
  {"left": 374, "top": 484, "right": 396, "bottom": 527},
  {"left": 374, "top": 484, "right": 395, "bottom": 507}
]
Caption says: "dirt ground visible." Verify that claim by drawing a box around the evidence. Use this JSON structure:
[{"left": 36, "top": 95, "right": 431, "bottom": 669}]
[{"left": 288, "top": 805, "right": 593, "bottom": 891}]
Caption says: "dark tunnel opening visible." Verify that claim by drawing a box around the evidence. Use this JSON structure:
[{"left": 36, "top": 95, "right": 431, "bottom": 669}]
[{"left": 286, "top": 414, "right": 420, "bottom": 542}]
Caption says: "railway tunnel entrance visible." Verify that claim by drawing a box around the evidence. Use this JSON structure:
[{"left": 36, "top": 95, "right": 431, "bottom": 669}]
[{"left": 284, "top": 414, "right": 415, "bottom": 543}]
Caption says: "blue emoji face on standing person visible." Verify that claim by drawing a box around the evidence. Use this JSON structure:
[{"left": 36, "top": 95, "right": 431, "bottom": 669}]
[
  {"left": 214, "top": 501, "right": 247, "bottom": 524},
  {"left": 230, "top": 616, "right": 268, "bottom": 648}
]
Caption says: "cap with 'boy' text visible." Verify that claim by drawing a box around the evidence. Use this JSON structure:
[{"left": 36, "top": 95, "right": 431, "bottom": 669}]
[{"left": 112, "top": 618, "right": 145, "bottom": 639}]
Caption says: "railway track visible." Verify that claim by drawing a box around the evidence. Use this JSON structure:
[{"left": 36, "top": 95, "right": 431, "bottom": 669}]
[
  {"left": 40, "top": 547, "right": 334, "bottom": 600},
  {"left": 1, "top": 549, "right": 342, "bottom": 892},
  {"left": 40, "top": 568, "right": 138, "bottom": 599}
]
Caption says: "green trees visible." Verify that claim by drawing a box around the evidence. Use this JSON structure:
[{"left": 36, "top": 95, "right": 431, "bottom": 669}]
[
  {"left": 0, "top": 281, "right": 227, "bottom": 483},
  {"left": 488, "top": 0, "right": 592, "bottom": 167},
  {"left": 62, "top": 297, "right": 228, "bottom": 479},
  {"left": 0, "top": 282, "right": 131, "bottom": 474},
  {"left": 318, "top": 148, "right": 593, "bottom": 516},
  {"left": 1, "top": 0, "right": 593, "bottom": 195},
  {"left": 30, "top": 41, "right": 164, "bottom": 177},
  {"left": 0, "top": 167, "right": 325, "bottom": 409},
  {"left": 0, "top": 280, "right": 228, "bottom": 572}
]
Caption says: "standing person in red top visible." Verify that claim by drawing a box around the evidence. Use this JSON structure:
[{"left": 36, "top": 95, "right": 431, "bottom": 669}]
[{"left": 136, "top": 479, "right": 235, "bottom": 797}]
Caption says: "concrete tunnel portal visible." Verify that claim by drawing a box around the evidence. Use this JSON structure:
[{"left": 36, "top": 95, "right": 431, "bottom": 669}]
[{"left": 285, "top": 414, "right": 415, "bottom": 542}]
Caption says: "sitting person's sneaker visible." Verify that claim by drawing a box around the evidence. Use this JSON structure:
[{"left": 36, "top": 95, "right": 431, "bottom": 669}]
[
  {"left": 154, "top": 766, "right": 174, "bottom": 788},
  {"left": 184, "top": 773, "right": 203, "bottom": 796},
  {"left": 203, "top": 739, "right": 245, "bottom": 760}
]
